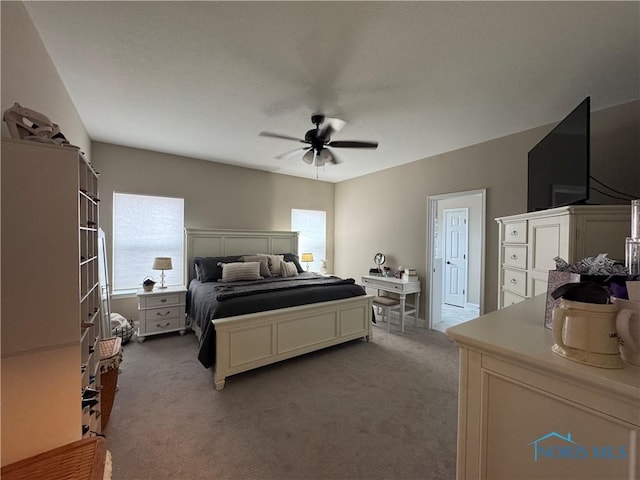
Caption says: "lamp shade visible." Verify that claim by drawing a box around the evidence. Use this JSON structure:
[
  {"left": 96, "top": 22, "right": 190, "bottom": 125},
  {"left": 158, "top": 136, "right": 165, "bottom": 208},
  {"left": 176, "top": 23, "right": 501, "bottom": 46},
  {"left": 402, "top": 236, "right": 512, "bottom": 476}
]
[
  {"left": 300, "top": 253, "right": 314, "bottom": 263},
  {"left": 152, "top": 257, "right": 173, "bottom": 270}
]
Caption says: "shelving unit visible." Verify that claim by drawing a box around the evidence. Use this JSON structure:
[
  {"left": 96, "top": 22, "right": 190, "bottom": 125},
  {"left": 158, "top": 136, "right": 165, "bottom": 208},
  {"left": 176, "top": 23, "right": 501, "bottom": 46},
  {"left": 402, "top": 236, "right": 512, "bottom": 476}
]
[
  {"left": 1, "top": 138, "right": 102, "bottom": 466},
  {"left": 78, "top": 155, "right": 102, "bottom": 437}
]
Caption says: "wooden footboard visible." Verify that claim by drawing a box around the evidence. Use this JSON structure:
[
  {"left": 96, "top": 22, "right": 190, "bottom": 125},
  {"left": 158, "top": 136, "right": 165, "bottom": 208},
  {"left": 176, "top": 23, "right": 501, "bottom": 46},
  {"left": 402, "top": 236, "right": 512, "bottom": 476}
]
[{"left": 212, "top": 295, "right": 373, "bottom": 390}]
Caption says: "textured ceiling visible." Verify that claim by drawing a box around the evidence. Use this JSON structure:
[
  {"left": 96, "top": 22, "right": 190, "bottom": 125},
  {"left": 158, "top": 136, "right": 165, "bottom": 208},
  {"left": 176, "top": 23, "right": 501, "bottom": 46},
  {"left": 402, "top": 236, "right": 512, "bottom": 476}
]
[{"left": 25, "top": 1, "right": 640, "bottom": 183}]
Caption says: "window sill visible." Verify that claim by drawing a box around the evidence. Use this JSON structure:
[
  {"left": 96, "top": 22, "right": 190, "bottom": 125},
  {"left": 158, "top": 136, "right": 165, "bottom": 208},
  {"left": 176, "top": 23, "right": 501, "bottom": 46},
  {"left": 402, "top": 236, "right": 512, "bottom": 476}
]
[{"left": 111, "top": 290, "right": 138, "bottom": 300}]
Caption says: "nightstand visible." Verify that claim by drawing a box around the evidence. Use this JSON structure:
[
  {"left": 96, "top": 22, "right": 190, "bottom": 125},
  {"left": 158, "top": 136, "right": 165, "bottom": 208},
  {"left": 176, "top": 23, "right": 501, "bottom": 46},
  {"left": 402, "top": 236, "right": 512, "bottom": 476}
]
[{"left": 136, "top": 285, "right": 187, "bottom": 342}]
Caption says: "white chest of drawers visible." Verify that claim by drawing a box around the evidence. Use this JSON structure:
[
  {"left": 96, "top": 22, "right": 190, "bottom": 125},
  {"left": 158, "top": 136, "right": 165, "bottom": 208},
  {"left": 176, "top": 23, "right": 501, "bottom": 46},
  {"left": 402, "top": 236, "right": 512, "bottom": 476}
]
[
  {"left": 136, "top": 286, "right": 187, "bottom": 342},
  {"left": 496, "top": 205, "right": 630, "bottom": 309}
]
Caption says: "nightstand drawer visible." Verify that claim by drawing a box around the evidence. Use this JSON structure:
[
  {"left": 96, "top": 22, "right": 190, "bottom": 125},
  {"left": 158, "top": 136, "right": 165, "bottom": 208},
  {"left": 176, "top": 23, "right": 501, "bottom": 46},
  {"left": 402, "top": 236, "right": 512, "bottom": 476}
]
[
  {"left": 143, "top": 316, "right": 181, "bottom": 333},
  {"left": 143, "top": 306, "right": 181, "bottom": 322},
  {"left": 143, "top": 294, "right": 181, "bottom": 308}
]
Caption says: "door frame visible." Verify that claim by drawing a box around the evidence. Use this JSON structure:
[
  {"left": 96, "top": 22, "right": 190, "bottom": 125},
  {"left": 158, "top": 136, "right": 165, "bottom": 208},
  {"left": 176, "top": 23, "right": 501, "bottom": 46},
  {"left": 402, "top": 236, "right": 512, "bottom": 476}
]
[
  {"left": 443, "top": 207, "right": 469, "bottom": 308},
  {"left": 427, "top": 189, "right": 486, "bottom": 329}
]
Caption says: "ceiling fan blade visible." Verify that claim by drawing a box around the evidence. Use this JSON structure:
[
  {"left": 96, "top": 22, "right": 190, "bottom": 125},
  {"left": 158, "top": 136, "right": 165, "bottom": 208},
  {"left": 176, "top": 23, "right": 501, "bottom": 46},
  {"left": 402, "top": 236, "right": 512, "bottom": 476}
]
[
  {"left": 319, "top": 117, "right": 346, "bottom": 141},
  {"left": 275, "top": 147, "right": 310, "bottom": 160},
  {"left": 259, "top": 131, "right": 307, "bottom": 143},
  {"left": 327, "top": 140, "right": 379, "bottom": 149}
]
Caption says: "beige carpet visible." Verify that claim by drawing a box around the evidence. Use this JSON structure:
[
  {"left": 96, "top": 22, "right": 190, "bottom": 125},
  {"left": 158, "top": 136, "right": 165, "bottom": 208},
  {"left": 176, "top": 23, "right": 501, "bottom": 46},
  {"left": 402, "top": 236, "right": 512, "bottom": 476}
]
[{"left": 103, "top": 325, "right": 459, "bottom": 480}]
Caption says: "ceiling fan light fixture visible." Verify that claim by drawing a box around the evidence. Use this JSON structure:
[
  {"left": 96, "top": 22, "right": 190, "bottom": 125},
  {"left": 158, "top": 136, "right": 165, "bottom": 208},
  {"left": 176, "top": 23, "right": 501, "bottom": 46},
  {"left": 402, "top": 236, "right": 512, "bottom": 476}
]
[
  {"left": 320, "top": 148, "right": 331, "bottom": 162},
  {"left": 302, "top": 149, "right": 314, "bottom": 164}
]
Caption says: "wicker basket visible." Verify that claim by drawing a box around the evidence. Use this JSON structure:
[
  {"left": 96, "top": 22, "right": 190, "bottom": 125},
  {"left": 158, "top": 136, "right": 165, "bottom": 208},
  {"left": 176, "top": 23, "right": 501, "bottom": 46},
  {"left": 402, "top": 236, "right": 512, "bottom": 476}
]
[{"left": 99, "top": 337, "right": 122, "bottom": 430}]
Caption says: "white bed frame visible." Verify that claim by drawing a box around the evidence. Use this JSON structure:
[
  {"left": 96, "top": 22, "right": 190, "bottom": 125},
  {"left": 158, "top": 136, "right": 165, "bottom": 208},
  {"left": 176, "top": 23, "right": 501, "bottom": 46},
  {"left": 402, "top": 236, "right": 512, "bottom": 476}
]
[{"left": 185, "top": 228, "right": 373, "bottom": 390}]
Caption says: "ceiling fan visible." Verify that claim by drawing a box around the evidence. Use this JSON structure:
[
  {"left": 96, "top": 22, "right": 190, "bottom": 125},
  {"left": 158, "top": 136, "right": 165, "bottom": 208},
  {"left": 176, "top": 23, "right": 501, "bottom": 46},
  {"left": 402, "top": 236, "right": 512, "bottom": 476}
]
[{"left": 259, "top": 114, "right": 378, "bottom": 167}]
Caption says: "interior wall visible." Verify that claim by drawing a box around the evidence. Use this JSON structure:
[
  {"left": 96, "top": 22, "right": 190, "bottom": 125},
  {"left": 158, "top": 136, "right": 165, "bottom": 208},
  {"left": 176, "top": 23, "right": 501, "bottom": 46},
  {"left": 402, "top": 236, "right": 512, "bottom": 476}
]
[
  {"left": 335, "top": 100, "right": 640, "bottom": 317},
  {"left": 0, "top": 1, "right": 90, "bottom": 157},
  {"left": 91, "top": 142, "right": 335, "bottom": 319},
  {"left": 437, "top": 194, "right": 483, "bottom": 307}
]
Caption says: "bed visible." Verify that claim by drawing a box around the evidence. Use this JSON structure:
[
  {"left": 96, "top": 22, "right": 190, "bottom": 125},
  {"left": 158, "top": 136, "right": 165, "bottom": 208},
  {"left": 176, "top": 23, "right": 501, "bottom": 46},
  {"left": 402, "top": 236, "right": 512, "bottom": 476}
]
[{"left": 185, "top": 228, "right": 373, "bottom": 390}]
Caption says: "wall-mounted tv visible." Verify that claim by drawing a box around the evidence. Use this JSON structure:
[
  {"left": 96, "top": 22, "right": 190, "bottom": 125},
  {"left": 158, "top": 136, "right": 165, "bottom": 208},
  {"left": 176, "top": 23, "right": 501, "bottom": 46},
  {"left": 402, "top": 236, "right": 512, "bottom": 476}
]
[{"left": 527, "top": 97, "right": 590, "bottom": 212}]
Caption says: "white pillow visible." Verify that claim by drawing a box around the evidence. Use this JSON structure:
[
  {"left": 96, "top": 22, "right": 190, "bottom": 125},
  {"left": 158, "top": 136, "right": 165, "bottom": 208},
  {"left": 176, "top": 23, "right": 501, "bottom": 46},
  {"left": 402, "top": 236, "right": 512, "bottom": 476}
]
[
  {"left": 280, "top": 260, "right": 298, "bottom": 278},
  {"left": 257, "top": 253, "right": 284, "bottom": 276},
  {"left": 218, "top": 261, "right": 262, "bottom": 281}
]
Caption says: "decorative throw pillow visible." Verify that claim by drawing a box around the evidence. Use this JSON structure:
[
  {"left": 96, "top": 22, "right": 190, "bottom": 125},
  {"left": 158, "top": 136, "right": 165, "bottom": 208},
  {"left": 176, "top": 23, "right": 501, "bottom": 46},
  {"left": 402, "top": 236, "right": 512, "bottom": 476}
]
[
  {"left": 241, "top": 255, "right": 272, "bottom": 278},
  {"left": 257, "top": 253, "right": 285, "bottom": 276},
  {"left": 194, "top": 256, "right": 242, "bottom": 282},
  {"left": 218, "top": 261, "right": 262, "bottom": 282},
  {"left": 279, "top": 253, "right": 305, "bottom": 274},
  {"left": 280, "top": 260, "right": 298, "bottom": 278}
]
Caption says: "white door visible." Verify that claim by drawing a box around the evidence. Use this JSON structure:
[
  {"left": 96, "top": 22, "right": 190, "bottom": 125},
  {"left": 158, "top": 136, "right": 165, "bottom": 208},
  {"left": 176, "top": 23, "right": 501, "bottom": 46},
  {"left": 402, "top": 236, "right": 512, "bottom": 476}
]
[{"left": 443, "top": 208, "right": 468, "bottom": 307}]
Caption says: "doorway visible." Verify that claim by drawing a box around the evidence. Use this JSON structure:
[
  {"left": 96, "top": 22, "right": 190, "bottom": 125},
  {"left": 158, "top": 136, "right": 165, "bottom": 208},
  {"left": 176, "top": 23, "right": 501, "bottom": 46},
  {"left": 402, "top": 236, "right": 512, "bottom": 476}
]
[{"left": 427, "top": 190, "right": 486, "bottom": 332}]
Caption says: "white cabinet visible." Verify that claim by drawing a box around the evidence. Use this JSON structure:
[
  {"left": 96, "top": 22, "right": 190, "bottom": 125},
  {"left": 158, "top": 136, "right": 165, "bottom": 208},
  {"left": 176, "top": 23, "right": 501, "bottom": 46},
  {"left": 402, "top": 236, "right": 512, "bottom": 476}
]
[
  {"left": 446, "top": 295, "right": 640, "bottom": 480},
  {"left": 136, "top": 286, "right": 187, "bottom": 341},
  {"left": 1, "top": 139, "right": 101, "bottom": 465},
  {"left": 496, "top": 205, "right": 630, "bottom": 309}
]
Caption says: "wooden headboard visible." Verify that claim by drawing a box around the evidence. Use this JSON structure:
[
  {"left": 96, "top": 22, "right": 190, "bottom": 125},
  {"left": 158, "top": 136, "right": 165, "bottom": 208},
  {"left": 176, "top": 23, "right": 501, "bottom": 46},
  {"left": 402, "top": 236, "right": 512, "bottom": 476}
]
[{"left": 184, "top": 228, "right": 299, "bottom": 283}]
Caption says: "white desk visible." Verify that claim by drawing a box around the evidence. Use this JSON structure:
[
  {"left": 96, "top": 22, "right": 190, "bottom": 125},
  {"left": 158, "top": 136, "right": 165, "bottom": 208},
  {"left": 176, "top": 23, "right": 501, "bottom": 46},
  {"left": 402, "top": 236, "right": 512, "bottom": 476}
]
[{"left": 361, "top": 275, "right": 420, "bottom": 329}]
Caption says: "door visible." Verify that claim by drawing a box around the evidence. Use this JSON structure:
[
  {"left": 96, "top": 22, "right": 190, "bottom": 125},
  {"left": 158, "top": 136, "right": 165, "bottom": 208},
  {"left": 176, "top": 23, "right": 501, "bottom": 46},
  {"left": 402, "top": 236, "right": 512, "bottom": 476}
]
[{"left": 443, "top": 208, "right": 468, "bottom": 307}]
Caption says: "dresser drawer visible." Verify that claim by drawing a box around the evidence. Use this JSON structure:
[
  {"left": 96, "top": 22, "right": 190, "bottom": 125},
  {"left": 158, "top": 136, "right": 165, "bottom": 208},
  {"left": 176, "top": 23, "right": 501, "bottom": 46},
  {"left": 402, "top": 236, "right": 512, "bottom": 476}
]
[
  {"left": 361, "top": 276, "right": 418, "bottom": 293},
  {"left": 143, "top": 293, "right": 182, "bottom": 308},
  {"left": 143, "top": 305, "right": 181, "bottom": 322},
  {"left": 502, "top": 268, "right": 527, "bottom": 296},
  {"left": 502, "top": 221, "right": 527, "bottom": 244},
  {"left": 503, "top": 245, "right": 527, "bottom": 269},
  {"left": 502, "top": 289, "right": 526, "bottom": 308},
  {"left": 143, "top": 316, "right": 182, "bottom": 334}
]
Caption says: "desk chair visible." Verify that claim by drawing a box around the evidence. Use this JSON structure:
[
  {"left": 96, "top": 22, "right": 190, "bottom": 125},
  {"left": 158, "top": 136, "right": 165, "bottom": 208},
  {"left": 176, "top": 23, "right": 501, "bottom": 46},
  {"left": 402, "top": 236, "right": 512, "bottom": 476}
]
[{"left": 372, "top": 296, "right": 402, "bottom": 332}]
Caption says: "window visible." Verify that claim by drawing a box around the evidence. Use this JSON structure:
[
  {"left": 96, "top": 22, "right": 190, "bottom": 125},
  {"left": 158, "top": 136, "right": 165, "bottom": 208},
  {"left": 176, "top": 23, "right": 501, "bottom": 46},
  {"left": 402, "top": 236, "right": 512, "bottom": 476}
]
[
  {"left": 113, "top": 193, "right": 184, "bottom": 293},
  {"left": 291, "top": 209, "right": 326, "bottom": 272}
]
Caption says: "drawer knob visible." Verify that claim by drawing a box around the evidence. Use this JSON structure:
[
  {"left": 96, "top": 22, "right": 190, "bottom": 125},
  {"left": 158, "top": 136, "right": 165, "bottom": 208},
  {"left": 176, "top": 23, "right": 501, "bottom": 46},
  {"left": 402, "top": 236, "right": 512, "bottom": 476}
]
[
  {"left": 511, "top": 230, "right": 518, "bottom": 236},
  {"left": 161, "top": 299, "right": 167, "bottom": 303},
  {"left": 156, "top": 311, "right": 171, "bottom": 316},
  {"left": 156, "top": 322, "right": 171, "bottom": 328},
  {"left": 510, "top": 254, "right": 518, "bottom": 260},
  {"left": 510, "top": 278, "right": 517, "bottom": 284}
]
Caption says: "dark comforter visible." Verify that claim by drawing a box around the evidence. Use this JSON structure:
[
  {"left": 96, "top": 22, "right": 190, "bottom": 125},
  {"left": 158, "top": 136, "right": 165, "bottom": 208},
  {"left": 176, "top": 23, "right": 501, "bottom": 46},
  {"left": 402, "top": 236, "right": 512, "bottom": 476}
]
[{"left": 188, "top": 273, "right": 366, "bottom": 368}]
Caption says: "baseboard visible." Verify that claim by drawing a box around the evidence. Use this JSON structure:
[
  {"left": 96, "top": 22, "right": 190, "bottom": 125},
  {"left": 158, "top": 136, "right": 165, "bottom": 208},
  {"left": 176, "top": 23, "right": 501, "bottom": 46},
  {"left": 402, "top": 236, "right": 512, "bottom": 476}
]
[{"left": 465, "top": 302, "right": 480, "bottom": 311}]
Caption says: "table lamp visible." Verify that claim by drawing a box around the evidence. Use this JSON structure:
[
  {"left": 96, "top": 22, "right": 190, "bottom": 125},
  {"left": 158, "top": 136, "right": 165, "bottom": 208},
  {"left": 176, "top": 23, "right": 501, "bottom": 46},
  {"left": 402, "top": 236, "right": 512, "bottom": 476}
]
[
  {"left": 152, "top": 257, "right": 172, "bottom": 289},
  {"left": 301, "top": 253, "right": 314, "bottom": 271}
]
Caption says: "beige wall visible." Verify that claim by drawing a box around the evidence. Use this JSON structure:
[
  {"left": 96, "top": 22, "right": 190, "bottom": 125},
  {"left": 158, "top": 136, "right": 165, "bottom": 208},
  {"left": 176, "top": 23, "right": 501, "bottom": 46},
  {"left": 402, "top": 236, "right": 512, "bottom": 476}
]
[
  {"left": 91, "top": 142, "right": 335, "bottom": 319},
  {"left": 437, "top": 193, "right": 483, "bottom": 307},
  {"left": 335, "top": 100, "right": 640, "bottom": 316},
  {"left": 0, "top": 1, "right": 90, "bottom": 157}
]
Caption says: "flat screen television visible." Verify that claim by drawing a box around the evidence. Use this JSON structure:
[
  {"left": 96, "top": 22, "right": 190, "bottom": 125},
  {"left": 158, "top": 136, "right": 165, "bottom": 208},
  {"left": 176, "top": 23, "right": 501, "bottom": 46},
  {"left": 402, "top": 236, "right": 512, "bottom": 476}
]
[{"left": 527, "top": 97, "right": 590, "bottom": 212}]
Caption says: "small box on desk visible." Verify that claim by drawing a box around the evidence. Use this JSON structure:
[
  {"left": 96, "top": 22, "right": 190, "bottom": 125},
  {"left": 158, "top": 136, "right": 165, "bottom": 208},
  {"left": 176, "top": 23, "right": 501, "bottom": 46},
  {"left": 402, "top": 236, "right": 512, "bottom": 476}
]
[
  {"left": 544, "top": 271, "right": 634, "bottom": 329},
  {"left": 402, "top": 268, "right": 418, "bottom": 282}
]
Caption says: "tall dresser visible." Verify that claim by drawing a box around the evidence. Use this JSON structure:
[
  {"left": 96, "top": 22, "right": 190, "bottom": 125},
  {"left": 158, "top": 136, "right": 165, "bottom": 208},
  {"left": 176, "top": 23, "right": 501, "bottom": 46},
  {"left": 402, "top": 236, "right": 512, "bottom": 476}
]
[
  {"left": 496, "top": 205, "right": 630, "bottom": 309},
  {"left": 1, "top": 138, "right": 102, "bottom": 465}
]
